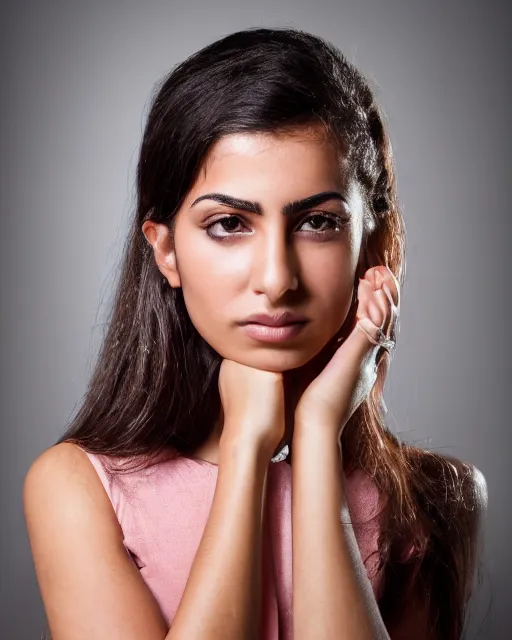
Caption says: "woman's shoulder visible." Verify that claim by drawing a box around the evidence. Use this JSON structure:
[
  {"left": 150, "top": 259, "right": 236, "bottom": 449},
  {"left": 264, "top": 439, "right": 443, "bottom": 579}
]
[
  {"left": 398, "top": 446, "right": 488, "bottom": 593},
  {"left": 443, "top": 454, "right": 487, "bottom": 526},
  {"left": 374, "top": 448, "right": 487, "bottom": 637},
  {"left": 24, "top": 442, "right": 120, "bottom": 511},
  {"left": 23, "top": 442, "right": 126, "bottom": 542},
  {"left": 405, "top": 447, "right": 487, "bottom": 524},
  {"left": 25, "top": 442, "right": 100, "bottom": 486}
]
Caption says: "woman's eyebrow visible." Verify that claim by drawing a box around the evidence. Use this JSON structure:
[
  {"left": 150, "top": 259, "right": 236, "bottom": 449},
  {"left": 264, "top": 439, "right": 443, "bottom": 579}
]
[{"left": 190, "top": 191, "right": 348, "bottom": 216}]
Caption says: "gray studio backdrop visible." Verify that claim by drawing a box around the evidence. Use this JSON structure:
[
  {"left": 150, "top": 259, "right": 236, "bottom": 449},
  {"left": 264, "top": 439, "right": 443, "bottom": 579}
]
[{"left": 1, "top": 0, "right": 509, "bottom": 637}]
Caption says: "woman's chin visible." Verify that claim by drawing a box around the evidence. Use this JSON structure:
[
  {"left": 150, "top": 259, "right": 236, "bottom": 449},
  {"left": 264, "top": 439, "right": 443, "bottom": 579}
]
[{"left": 217, "top": 328, "right": 343, "bottom": 376}]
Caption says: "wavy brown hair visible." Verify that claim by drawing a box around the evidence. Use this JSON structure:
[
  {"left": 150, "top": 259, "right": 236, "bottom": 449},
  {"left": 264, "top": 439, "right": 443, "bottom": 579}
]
[{"left": 56, "top": 27, "right": 484, "bottom": 638}]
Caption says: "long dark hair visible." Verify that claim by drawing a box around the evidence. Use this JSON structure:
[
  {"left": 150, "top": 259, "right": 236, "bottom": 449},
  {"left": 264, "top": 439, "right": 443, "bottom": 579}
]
[{"left": 57, "top": 27, "right": 483, "bottom": 638}]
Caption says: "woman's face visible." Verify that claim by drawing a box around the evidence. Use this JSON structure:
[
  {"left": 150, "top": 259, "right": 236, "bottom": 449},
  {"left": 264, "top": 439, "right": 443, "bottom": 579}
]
[{"left": 145, "top": 126, "right": 366, "bottom": 373}]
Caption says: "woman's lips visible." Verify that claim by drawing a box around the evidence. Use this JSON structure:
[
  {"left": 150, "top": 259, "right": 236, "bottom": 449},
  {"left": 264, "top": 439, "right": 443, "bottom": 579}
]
[{"left": 240, "top": 322, "right": 307, "bottom": 343}]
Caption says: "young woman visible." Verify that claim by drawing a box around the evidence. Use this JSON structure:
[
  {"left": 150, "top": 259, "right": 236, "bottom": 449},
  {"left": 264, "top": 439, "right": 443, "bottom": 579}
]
[{"left": 23, "top": 27, "right": 487, "bottom": 640}]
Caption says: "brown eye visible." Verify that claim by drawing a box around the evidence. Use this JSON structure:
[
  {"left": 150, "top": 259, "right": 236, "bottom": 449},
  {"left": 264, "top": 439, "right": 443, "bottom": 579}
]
[
  {"left": 206, "top": 215, "right": 247, "bottom": 239},
  {"left": 298, "top": 213, "right": 342, "bottom": 233}
]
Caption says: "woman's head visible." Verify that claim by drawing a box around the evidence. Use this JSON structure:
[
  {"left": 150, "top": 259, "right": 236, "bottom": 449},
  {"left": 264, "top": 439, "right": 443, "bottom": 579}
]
[
  {"left": 59, "top": 26, "right": 404, "bottom": 465},
  {"left": 142, "top": 126, "right": 367, "bottom": 373},
  {"left": 138, "top": 26, "right": 403, "bottom": 379}
]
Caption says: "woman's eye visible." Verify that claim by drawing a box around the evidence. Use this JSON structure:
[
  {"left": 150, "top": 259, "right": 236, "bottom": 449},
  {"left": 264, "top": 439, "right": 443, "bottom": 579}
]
[
  {"left": 207, "top": 216, "right": 246, "bottom": 237},
  {"left": 298, "top": 214, "right": 342, "bottom": 233},
  {"left": 205, "top": 213, "right": 344, "bottom": 240}
]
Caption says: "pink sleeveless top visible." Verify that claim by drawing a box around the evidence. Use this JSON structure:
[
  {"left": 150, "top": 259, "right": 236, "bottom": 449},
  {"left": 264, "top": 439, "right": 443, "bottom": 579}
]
[{"left": 79, "top": 446, "right": 386, "bottom": 638}]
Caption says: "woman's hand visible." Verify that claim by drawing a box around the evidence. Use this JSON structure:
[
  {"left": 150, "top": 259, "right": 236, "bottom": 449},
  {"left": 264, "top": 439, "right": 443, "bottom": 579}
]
[
  {"left": 293, "top": 266, "right": 400, "bottom": 440},
  {"left": 218, "top": 359, "right": 286, "bottom": 459}
]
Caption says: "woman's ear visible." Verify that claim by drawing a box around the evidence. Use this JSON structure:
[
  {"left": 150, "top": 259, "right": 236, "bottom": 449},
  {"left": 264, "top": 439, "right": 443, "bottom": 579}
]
[{"left": 141, "top": 220, "right": 181, "bottom": 288}]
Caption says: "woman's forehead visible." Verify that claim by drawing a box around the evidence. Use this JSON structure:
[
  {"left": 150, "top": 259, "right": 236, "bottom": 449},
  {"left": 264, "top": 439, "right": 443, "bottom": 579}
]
[{"left": 195, "top": 131, "right": 351, "bottom": 194}]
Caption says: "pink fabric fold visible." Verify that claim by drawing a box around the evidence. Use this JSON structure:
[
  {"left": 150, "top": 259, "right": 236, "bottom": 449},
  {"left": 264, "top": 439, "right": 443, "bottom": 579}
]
[{"left": 80, "top": 446, "right": 385, "bottom": 638}]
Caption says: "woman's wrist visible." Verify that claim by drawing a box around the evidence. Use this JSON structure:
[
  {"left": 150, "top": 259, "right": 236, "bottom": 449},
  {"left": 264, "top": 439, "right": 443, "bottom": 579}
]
[
  {"left": 293, "top": 416, "right": 343, "bottom": 450},
  {"left": 219, "top": 428, "right": 275, "bottom": 468}
]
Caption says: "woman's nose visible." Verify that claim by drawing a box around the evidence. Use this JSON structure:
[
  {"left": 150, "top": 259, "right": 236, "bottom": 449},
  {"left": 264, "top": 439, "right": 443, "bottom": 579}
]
[{"left": 251, "top": 232, "right": 299, "bottom": 302}]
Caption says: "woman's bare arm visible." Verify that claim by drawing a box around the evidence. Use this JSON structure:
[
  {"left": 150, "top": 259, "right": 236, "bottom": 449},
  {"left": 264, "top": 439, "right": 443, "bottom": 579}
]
[
  {"left": 168, "top": 436, "right": 270, "bottom": 639},
  {"left": 24, "top": 439, "right": 270, "bottom": 640},
  {"left": 24, "top": 443, "right": 170, "bottom": 640},
  {"left": 291, "top": 422, "right": 391, "bottom": 640}
]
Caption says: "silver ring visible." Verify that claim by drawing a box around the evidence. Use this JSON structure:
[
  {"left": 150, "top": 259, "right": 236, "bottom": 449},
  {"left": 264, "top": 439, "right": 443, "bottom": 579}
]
[{"left": 270, "top": 444, "right": 289, "bottom": 463}]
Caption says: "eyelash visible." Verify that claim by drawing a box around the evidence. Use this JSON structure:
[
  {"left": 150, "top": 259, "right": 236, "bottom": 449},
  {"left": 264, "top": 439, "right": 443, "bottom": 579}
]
[{"left": 205, "top": 212, "right": 347, "bottom": 241}]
